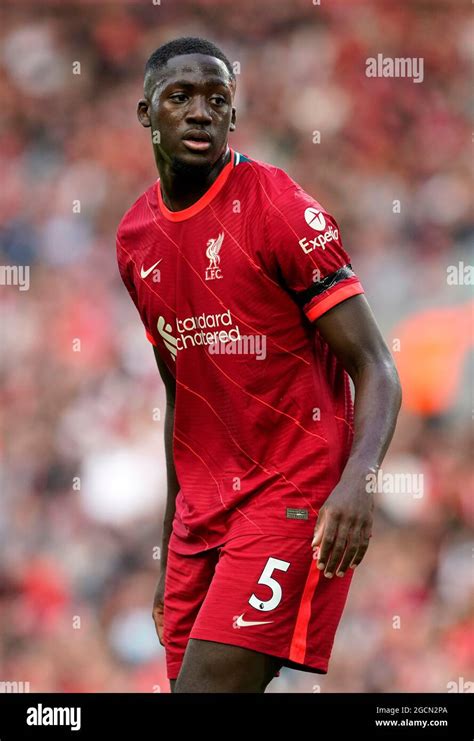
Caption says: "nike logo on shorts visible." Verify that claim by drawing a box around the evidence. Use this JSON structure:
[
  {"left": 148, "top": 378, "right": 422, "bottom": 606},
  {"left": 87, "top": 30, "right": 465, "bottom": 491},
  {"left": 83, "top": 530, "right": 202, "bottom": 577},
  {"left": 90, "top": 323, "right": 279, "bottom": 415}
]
[{"left": 234, "top": 613, "right": 274, "bottom": 628}]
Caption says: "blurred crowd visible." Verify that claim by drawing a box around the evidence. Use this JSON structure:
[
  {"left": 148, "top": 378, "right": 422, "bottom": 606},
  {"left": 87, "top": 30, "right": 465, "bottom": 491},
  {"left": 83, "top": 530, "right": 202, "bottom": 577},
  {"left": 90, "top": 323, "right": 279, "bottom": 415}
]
[{"left": 0, "top": 1, "right": 472, "bottom": 693}]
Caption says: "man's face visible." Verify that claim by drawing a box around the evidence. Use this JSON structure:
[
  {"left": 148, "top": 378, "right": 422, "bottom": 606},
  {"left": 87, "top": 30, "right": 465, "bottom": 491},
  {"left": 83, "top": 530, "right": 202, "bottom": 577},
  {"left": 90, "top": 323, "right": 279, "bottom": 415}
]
[{"left": 138, "top": 53, "right": 236, "bottom": 173}]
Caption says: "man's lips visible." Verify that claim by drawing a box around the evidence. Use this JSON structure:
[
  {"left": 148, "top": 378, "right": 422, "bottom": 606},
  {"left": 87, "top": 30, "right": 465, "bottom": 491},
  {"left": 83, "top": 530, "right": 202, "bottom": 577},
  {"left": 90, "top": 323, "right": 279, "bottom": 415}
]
[
  {"left": 182, "top": 140, "right": 212, "bottom": 152},
  {"left": 182, "top": 130, "right": 212, "bottom": 152}
]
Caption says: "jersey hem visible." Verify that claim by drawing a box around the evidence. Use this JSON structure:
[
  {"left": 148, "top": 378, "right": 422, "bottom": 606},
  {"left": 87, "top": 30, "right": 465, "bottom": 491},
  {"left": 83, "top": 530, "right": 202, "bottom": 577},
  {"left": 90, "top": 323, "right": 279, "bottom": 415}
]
[{"left": 168, "top": 526, "right": 319, "bottom": 556}]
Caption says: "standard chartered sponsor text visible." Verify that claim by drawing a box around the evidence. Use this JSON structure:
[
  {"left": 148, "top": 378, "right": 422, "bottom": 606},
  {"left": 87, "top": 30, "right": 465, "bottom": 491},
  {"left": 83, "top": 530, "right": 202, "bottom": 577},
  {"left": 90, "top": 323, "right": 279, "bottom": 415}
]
[
  {"left": 156, "top": 309, "right": 266, "bottom": 359},
  {"left": 176, "top": 309, "right": 239, "bottom": 348}
]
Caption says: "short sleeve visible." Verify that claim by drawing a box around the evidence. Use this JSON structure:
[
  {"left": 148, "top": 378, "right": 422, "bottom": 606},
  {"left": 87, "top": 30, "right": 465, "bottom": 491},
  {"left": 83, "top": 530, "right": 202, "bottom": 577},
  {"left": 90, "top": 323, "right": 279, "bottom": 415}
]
[
  {"left": 116, "top": 231, "right": 157, "bottom": 346},
  {"left": 263, "top": 185, "right": 364, "bottom": 322}
]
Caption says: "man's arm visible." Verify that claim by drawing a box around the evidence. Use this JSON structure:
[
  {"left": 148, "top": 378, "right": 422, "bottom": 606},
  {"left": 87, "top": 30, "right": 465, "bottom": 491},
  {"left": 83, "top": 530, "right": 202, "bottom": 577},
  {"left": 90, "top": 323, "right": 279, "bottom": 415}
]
[
  {"left": 151, "top": 346, "right": 179, "bottom": 645},
  {"left": 311, "top": 294, "right": 402, "bottom": 579}
]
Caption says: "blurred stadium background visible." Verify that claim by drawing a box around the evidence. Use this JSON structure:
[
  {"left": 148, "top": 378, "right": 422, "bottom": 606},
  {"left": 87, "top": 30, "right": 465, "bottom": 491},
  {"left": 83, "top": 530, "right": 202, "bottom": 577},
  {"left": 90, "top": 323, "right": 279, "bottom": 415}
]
[{"left": 1, "top": 0, "right": 472, "bottom": 693}]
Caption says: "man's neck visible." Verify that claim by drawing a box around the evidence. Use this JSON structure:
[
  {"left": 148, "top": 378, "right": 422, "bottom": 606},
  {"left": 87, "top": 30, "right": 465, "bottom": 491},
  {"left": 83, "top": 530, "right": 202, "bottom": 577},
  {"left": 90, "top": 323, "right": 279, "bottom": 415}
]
[{"left": 157, "top": 146, "right": 231, "bottom": 212}]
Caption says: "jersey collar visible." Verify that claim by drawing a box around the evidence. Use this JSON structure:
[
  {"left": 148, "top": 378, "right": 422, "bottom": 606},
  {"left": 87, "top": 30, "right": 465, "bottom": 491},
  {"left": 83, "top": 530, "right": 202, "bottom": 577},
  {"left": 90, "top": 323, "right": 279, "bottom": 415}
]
[{"left": 157, "top": 147, "right": 235, "bottom": 222}]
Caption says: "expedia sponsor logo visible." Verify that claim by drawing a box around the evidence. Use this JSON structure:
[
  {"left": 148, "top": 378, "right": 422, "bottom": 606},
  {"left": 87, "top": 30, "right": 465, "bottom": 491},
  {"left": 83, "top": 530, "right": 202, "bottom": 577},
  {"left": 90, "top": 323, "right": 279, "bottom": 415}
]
[
  {"left": 299, "top": 225, "right": 339, "bottom": 253},
  {"left": 156, "top": 309, "right": 241, "bottom": 360},
  {"left": 304, "top": 207, "right": 326, "bottom": 231}
]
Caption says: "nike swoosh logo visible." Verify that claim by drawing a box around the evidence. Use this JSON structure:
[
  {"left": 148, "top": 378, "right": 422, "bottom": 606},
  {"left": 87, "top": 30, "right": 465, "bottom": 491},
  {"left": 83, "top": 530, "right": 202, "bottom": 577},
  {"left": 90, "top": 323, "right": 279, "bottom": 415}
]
[
  {"left": 140, "top": 259, "right": 162, "bottom": 279},
  {"left": 235, "top": 614, "right": 274, "bottom": 628}
]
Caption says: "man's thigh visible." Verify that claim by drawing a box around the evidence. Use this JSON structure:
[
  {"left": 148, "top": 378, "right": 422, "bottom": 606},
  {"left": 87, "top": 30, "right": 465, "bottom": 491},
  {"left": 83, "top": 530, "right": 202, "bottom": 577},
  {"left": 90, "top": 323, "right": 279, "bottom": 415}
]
[
  {"left": 174, "top": 639, "right": 283, "bottom": 693},
  {"left": 163, "top": 545, "right": 219, "bottom": 683}
]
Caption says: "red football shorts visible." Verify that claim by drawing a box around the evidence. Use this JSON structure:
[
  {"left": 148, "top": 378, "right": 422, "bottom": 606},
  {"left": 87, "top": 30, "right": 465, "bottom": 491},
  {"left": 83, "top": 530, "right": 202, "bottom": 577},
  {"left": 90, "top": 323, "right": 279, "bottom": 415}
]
[{"left": 163, "top": 531, "right": 355, "bottom": 680}]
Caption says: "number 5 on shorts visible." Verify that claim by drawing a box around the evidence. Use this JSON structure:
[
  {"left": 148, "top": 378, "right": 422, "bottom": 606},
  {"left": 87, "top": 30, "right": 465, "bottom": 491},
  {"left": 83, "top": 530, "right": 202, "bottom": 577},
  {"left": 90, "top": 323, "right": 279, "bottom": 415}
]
[{"left": 249, "top": 557, "right": 290, "bottom": 612}]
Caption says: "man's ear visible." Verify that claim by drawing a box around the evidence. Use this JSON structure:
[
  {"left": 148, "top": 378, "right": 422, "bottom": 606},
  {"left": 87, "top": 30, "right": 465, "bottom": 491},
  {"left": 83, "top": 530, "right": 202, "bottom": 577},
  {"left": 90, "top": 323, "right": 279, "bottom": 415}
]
[
  {"left": 229, "top": 106, "right": 236, "bottom": 132},
  {"left": 137, "top": 98, "right": 151, "bottom": 128}
]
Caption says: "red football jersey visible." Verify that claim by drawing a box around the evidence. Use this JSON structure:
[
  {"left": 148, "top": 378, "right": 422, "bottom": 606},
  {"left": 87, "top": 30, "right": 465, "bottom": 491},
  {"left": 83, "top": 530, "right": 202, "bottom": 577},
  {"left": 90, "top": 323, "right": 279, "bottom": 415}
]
[{"left": 116, "top": 148, "right": 364, "bottom": 554}]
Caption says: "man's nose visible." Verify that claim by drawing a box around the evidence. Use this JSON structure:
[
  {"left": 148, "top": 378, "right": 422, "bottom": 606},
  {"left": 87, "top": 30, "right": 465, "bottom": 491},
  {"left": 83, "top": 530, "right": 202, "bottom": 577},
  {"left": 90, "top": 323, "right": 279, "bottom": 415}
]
[{"left": 185, "top": 96, "right": 212, "bottom": 123}]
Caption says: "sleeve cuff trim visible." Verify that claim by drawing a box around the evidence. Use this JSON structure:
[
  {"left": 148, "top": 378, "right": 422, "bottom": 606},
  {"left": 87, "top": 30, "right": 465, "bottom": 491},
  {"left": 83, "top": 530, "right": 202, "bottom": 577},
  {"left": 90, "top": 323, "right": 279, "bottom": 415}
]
[{"left": 305, "top": 280, "right": 364, "bottom": 322}]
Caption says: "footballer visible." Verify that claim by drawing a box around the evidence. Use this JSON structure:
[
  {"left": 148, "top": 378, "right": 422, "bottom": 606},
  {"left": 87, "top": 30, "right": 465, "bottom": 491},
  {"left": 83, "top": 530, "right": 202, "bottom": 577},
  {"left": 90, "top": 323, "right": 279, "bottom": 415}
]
[{"left": 116, "top": 37, "right": 402, "bottom": 693}]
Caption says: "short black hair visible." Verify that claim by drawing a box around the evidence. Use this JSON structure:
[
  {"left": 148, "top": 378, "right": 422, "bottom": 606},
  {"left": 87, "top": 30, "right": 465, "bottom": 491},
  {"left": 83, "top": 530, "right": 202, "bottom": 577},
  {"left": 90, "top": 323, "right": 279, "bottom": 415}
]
[{"left": 144, "top": 36, "right": 235, "bottom": 87}]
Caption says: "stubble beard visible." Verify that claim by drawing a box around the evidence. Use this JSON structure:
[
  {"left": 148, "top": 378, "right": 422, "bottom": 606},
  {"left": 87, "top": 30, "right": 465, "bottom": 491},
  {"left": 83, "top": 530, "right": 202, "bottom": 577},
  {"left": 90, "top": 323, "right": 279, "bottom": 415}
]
[{"left": 170, "top": 154, "right": 214, "bottom": 180}]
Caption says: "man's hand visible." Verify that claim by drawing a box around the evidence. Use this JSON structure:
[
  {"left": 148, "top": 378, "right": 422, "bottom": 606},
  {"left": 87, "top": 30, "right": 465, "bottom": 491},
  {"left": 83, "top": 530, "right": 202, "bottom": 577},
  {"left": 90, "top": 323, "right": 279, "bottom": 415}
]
[
  {"left": 152, "top": 570, "right": 166, "bottom": 645},
  {"left": 312, "top": 475, "right": 374, "bottom": 578}
]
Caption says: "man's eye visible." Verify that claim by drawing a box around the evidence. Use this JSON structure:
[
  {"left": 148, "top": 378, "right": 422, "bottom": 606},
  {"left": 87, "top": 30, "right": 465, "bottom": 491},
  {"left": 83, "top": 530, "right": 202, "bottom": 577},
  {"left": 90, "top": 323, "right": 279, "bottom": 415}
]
[
  {"left": 170, "top": 94, "right": 188, "bottom": 102},
  {"left": 211, "top": 96, "right": 226, "bottom": 106}
]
